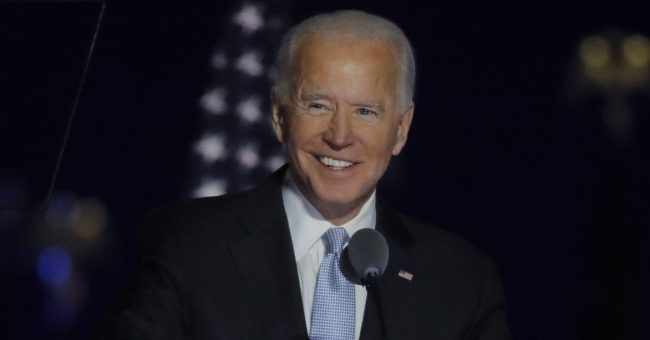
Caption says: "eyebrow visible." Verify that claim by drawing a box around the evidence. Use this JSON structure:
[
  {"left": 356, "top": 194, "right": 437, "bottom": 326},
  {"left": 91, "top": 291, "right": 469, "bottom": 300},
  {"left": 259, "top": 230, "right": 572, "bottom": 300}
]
[
  {"left": 298, "top": 92, "right": 385, "bottom": 111},
  {"left": 299, "top": 92, "right": 328, "bottom": 101}
]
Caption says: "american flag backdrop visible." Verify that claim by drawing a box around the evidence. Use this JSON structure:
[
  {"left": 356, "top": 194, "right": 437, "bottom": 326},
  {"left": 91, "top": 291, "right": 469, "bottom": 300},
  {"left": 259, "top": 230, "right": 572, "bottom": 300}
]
[{"left": 187, "top": 1, "right": 291, "bottom": 198}]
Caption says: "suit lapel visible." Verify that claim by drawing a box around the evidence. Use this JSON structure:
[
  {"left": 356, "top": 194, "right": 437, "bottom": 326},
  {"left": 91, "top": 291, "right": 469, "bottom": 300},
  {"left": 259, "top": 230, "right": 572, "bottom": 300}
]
[
  {"left": 361, "top": 200, "right": 422, "bottom": 340},
  {"left": 228, "top": 171, "right": 308, "bottom": 339},
  {"left": 226, "top": 171, "right": 421, "bottom": 339}
]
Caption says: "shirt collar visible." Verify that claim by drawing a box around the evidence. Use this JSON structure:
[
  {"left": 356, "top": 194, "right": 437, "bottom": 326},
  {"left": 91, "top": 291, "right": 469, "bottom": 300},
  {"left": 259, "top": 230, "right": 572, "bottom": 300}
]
[{"left": 282, "top": 171, "right": 377, "bottom": 260}]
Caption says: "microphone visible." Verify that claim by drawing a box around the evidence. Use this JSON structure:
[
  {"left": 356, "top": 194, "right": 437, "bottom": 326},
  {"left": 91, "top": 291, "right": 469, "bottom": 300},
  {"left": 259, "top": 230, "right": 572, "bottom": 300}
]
[{"left": 340, "top": 229, "right": 389, "bottom": 286}]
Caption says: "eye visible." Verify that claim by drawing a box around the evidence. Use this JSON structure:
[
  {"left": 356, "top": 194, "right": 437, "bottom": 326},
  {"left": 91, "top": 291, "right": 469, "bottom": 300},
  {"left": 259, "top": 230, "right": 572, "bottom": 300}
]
[
  {"left": 308, "top": 103, "right": 326, "bottom": 110},
  {"left": 306, "top": 102, "right": 330, "bottom": 114},
  {"left": 357, "top": 107, "right": 377, "bottom": 116}
]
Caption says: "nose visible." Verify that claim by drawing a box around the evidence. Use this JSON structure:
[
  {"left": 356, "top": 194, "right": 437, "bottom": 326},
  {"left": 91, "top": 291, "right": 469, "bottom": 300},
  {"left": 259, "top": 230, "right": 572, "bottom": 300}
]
[{"left": 323, "top": 110, "right": 353, "bottom": 149}]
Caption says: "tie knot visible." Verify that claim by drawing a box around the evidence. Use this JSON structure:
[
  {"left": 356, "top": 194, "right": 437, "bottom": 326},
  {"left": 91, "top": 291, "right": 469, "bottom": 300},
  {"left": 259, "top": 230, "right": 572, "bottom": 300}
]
[{"left": 323, "top": 227, "right": 349, "bottom": 255}]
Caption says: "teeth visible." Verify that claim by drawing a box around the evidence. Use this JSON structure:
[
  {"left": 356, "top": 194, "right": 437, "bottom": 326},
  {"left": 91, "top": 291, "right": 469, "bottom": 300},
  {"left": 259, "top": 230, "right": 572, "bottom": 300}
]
[{"left": 319, "top": 156, "right": 353, "bottom": 169}]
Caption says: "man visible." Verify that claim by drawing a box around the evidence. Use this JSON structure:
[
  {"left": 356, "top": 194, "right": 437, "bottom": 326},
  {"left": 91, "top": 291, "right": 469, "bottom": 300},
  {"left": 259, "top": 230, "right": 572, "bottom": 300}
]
[{"left": 98, "top": 10, "right": 510, "bottom": 340}]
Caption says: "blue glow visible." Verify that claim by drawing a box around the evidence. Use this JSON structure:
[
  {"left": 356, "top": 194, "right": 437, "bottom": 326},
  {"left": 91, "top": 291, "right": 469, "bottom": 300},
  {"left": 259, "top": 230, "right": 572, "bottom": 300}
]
[{"left": 37, "top": 246, "right": 72, "bottom": 288}]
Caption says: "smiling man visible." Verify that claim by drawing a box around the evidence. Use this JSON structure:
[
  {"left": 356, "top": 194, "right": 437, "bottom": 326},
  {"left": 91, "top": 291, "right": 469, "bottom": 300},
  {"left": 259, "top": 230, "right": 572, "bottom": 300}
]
[
  {"left": 272, "top": 32, "right": 412, "bottom": 226},
  {"left": 97, "top": 10, "right": 510, "bottom": 340}
]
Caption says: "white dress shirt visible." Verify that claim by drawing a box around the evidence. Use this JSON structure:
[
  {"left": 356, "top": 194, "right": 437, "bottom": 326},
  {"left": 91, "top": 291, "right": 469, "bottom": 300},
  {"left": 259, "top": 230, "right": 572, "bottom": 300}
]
[{"left": 282, "top": 173, "right": 376, "bottom": 340}]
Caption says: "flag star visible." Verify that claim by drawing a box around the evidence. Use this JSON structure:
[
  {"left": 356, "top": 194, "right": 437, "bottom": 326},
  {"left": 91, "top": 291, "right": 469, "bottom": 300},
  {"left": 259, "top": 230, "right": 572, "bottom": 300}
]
[
  {"left": 200, "top": 88, "right": 228, "bottom": 115},
  {"left": 193, "top": 178, "right": 227, "bottom": 197},
  {"left": 266, "top": 154, "right": 286, "bottom": 171},
  {"left": 237, "top": 96, "right": 262, "bottom": 123},
  {"left": 188, "top": 1, "right": 289, "bottom": 197},
  {"left": 232, "top": 4, "right": 264, "bottom": 34},
  {"left": 211, "top": 52, "right": 228, "bottom": 69},
  {"left": 237, "top": 144, "right": 260, "bottom": 169},
  {"left": 194, "top": 133, "right": 226, "bottom": 163},
  {"left": 236, "top": 51, "right": 263, "bottom": 77}
]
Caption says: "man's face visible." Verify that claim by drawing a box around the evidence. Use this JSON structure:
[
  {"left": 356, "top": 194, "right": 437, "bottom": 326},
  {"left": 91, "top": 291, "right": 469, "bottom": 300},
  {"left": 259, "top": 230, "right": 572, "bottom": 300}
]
[{"left": 272, "top": 36, "right": 413, "bottom": 224}]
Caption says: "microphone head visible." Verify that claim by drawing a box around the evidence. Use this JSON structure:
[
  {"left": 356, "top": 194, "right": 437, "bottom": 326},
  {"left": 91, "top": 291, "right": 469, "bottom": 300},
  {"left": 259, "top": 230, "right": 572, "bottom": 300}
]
[{"left": 340, "top": 229, "right": 389, "bottom": 286}]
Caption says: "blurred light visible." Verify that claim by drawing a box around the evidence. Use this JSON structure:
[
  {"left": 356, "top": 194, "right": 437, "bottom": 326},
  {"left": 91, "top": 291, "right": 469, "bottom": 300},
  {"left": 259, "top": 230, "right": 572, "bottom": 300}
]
[
  {"left": 200, "top": 87, "right": 228, "bottom": 115},
  {"left": 211, "top": 51, "right": 228, "bottom": 69},
  {"left": 43, "top": 271, "right": 88, "bottom": 329},
  {"left": 72, "top": 198, "right": 106, "bottom": 241},
  {"left": 37, "top": 245, "right": 72, "bottom": 288},
  {"left": 45, "top": 191, "right": 79, "bottom": 229},
  {"left": 580, "top": 35, "right": 611, "bottom": 68},
  {"left": 623, "top": 34, "right": 650, "bottom": 68},
  {"left": 194, "top": 133, "right": 227, "bottom": 163},
  {"left": 193, "top": 177, "right": 227, "bottom": 197},
  {"left": 266, "top": 154, "right": 286, "bottom": 172},
  {"left": 237, "top": 144, "right": 260, "bottom": 169}
]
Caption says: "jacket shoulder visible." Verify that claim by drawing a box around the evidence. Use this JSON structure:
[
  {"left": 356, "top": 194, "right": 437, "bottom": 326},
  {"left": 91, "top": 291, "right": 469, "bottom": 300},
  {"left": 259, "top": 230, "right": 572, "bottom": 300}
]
[
  {"left": 135, "top": 189, "right": 259, "bottom": 260},
  {"left": 392, "top": 211, "right": 493, "bottom": 271}
]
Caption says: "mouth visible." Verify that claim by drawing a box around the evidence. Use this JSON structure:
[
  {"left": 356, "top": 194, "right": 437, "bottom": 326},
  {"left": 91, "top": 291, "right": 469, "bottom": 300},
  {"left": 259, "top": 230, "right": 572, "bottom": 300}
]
[{"left": 317, "top": 155, "right": 355, "bottom": 170}]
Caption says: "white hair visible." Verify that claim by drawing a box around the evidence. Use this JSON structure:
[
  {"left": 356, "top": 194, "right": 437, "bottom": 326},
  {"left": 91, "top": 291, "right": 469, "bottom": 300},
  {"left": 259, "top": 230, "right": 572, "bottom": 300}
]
[{"left": 272, "top": 10, "right": 416, "bottom": 110}]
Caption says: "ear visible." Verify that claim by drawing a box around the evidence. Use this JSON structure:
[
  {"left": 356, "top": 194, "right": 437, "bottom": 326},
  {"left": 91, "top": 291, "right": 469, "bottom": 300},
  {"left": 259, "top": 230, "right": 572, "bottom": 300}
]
[
  {"left": 391, "top": 103, "right": 414, "bottom": 156},
  {"left": 271, "top": 101, "right": 286, "bottom": 144}
]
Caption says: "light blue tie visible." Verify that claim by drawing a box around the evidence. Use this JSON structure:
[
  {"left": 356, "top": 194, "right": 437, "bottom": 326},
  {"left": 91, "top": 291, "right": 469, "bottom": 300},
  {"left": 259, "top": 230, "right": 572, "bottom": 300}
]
[{"left": 310, "top": 227, "right": 355, "bottom": 340}]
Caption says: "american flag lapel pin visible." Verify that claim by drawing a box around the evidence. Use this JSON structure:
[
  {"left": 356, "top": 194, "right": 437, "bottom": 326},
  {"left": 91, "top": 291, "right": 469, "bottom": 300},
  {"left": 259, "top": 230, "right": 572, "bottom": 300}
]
[{"left": 398, "top": 269, "right": 414, "bottom": 281}]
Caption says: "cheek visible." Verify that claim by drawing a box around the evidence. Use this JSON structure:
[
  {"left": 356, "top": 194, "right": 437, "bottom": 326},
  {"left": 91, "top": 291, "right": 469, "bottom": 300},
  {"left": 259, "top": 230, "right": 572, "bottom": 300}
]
[
  {"left": 362, "top": 126, "right": 399, "bottom": 154},
  {"left": 287, "top": 116, "right": 325, "bottom": 144},
  {"left": 283, "top": 123, "right": 315, "bottom": 164}
]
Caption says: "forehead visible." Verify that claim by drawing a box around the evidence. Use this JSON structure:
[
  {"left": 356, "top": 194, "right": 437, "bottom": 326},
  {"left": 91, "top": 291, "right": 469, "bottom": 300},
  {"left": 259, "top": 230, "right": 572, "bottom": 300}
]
[
  {"left": 292, "top": 36, "right": 400, "bottom": 94},
  {"left": 297, "top": 35, "right": 396, "bottom": 71}
]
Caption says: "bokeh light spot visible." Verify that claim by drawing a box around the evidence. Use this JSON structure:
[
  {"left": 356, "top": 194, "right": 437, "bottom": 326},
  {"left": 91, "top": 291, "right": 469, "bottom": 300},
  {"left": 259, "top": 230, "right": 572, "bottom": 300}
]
[
  {"left": 37, "top": 245, "right": 72, "bottom": 288},
  {"left": 580, "top": 35, "right": 611, "bottom": 68},
  {"left": 72, "top": 198, "right": 107, "bottom": 241},
  {"left": 623, "top": 34, "right": 650, "bottom": 68}
]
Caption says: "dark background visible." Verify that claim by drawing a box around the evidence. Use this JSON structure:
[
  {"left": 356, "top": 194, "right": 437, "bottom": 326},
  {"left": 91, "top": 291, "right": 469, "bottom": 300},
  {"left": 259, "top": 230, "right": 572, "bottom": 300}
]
[{"left": 1, "top": 0, "right": 649, "bottom": 339}]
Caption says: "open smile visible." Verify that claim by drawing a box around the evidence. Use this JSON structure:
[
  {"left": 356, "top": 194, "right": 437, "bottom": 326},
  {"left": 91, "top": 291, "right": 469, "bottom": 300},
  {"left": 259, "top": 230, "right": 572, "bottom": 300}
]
[{"left": 316, "top": 155, "right": 357, "bottom": 170}]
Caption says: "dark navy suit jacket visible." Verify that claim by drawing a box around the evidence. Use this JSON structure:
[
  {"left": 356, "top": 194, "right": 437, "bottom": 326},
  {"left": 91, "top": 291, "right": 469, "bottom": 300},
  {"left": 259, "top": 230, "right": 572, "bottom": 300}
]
[{"left": 97, "top": 168, "right": 510, "bottom": 339}]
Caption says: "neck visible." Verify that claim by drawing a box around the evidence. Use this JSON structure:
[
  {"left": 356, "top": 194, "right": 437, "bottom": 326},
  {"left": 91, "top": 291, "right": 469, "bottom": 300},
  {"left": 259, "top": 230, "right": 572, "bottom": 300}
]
[
  {"left": 300, "top": 186, "right": 372, "bottom": 226},
  {"left": 315, "top": 201, "right": 364, "bottom": 226}
]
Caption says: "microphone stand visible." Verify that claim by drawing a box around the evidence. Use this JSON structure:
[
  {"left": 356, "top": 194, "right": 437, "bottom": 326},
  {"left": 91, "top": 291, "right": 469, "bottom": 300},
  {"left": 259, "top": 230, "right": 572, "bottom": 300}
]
[{"left": 364, "top": 272, "right": 387, "bottom": 340}]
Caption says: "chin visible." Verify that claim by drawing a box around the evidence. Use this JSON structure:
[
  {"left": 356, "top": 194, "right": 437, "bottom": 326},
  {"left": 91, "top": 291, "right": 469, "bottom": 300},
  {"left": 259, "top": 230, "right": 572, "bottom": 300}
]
[{"left": 313, "top": 185, "right": 369, "bottom": 210}]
